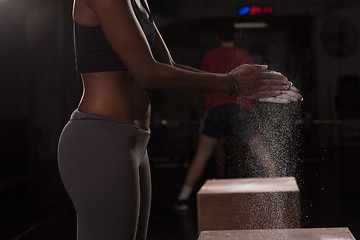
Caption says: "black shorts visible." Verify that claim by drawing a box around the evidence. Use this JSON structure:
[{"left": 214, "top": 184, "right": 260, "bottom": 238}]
[{"left": 199, "top": 104, "right": 259, "bottom": 141}]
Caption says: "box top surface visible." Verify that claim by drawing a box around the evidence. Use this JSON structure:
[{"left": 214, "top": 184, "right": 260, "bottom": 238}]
[
  {"left": 198, "top": 228, "right": 355, "bottom": 240},
  {"left": 198, "top": 177, "right": 299, "bottom": 194}
]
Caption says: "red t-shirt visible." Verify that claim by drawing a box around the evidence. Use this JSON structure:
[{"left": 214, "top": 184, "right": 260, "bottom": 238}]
[{"left": 201, "top": 46, "right": 254, "bottom": 110}]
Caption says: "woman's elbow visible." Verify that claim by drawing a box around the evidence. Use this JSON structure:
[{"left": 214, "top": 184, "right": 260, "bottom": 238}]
[
  {"left": 131, "top": 63, "right": 161, "bottom": 89},
  {"left": 135, "top": 74, "right": 155, "bottom": 89},
  {"left": 129, "top": 57, "right": 175, "bottom": 89}
]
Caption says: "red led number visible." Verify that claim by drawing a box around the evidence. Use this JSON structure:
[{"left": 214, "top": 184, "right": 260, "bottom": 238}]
[
  {"left": 248, "top": 6, "right": 273, "bottom": 15},
  {"left": 250, "top": 6, "right": 262, "bottom": 15},
  {"left": 263, "top": 6, "right": 273, "bottom": 14}
]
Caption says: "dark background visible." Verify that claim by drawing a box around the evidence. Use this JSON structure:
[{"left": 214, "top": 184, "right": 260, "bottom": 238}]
[{"left": 0, "top": 0, "right": 359, "bottom": 239}]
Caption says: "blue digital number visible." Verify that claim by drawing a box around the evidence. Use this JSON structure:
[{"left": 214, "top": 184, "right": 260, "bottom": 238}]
[{"left": 238, "top": 6, "right": 250, "bottom": 16}]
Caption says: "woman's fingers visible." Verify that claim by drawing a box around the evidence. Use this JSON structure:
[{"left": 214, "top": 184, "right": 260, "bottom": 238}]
[
  {"left": 277, "top": 94, "right": 299, "bottom": 102},
  {"left": 246, "top": 64, "right": 269, "bottom": 71},
  {"left": 249, "top": 90, "right": 282, "bottom": 99},
  {"left": 254, "top": 73, "right": 302, "bottom": 101},
  {"left": 258, "top": 97, "right": 290, "bottom": 104},
  {"left": 233, "top": 64, "right": 268, "bottom": 72},
  {"left": 289, "top": 85, "right": 300, "bottom": 92},
  {"left": 256, "top": 71, "right": 291, "bottom": 91},
  {"left": 257, "top": 80, "right": 291, "bottom": 92},
  {"left": 230, "top": 64, "right": 302, "bottom": 101},
  {"left": 281, "top": 89, "right": 303, "bottom": 100},
  {"left": 257, "top": 86, "right": 303, "bottom": 104},
  {"left": 259, "top": 70, "right": 288, "bottom": 80}
]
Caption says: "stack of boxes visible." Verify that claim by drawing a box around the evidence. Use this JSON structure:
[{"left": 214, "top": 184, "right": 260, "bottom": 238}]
[{"left": 196, "top": 177, "right": 355, "bottom": 239}]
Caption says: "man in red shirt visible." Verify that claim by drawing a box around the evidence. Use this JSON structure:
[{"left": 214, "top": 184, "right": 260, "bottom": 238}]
[{"left": 175, "top": 23, "right": 278, "bottom": 211}]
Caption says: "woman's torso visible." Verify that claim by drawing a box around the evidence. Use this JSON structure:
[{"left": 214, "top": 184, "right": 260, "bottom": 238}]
[{"left": 73, "top": 0, "right": 154, "bottom": 130}]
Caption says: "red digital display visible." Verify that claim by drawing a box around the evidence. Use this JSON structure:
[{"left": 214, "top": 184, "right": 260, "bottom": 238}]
[
  {"left": 250, "top": 6, "right": 262, "bottom": 15},
  {"left": 262, "top": 6, "right": 273, "bottom": 14},
  {"left": 238, "top": 6, "right": 273, "bottom": 16}
]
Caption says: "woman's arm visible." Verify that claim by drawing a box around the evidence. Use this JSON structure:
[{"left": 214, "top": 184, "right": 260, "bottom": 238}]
[
  {"left": 86, "top": 0, "right": 292, "bottom": 98},
  {"left": 151, "top": 24, "right": 301, "bottom": 100}
]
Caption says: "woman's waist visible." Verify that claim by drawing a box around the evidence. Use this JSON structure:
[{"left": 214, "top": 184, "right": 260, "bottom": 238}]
[
  {"left": 78, "top": 101, "right": 151, "bottom": 131},
  {"left": 61, "top": 110, "right": 151, "bottom": 154},
  {"left": 80, "top": 72, "right": 151, "bottom": 129},
  {"left": 70, "top": 108, "right": 151, "bottom": 135}
]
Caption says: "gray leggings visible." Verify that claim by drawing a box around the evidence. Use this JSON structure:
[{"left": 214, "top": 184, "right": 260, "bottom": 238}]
[{"left": 57, "top": 110, "right": 151, "bottom": 240}]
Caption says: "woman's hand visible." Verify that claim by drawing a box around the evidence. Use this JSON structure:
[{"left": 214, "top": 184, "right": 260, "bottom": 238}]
[
  {"left": 229, "top": 64, "right": 295, "bottom": 99},
  {"left": 258, "top": 86, "right": 303, "bottom": 104}
]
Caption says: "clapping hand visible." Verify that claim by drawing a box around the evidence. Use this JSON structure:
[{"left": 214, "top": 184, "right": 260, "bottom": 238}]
[
  {"left": 258, "top": 86, "right": 303, "bottom": 104},
  {"left": 229, "top": 64, "right": 302, "bottom": 103}
]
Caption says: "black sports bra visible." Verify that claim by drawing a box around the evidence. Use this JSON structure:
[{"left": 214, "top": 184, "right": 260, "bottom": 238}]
[{"left": 74, "top": 0, "right": 156, "bottom": 73}]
